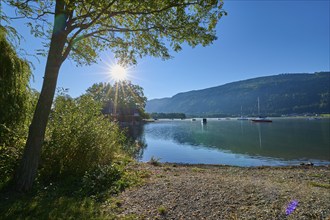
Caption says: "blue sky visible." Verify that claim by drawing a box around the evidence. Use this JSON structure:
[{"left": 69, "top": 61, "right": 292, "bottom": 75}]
[{"left": 4, "top": 0, "right": 330, "bottom": 100}]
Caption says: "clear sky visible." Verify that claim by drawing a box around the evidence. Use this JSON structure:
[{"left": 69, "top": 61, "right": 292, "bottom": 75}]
[{"left": 3, "top": 0, "right": 330, "bottom": 100}]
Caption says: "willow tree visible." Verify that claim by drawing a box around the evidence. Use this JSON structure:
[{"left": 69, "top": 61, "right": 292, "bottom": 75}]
[
  {"left": 3, "top": 0, "right": 226, "bottom": 191},
  {"left": 0, "top": 29, "right": 32, "bottom": 184},
  {"left": 0, "top": 29, "right": 31, "bottom": 130}
]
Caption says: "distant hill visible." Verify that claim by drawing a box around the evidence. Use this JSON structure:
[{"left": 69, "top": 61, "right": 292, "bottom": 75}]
[{"left": 146, "top": 72, "right": 330, "bottom": 116}]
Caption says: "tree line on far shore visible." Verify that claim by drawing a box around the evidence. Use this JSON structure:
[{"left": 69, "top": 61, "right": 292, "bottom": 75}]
[{"left": 150, "top": 112, "right": 186, "bottom": 119}]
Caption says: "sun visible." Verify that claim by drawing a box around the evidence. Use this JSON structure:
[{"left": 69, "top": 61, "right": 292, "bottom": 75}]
[{"left": 110, "top": 64, "right": 128, "bottom": 82}]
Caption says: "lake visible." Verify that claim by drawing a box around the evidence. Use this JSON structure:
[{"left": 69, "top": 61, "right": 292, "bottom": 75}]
[{"left": 136, "top": 118, "right": 330, "bottom": 166}]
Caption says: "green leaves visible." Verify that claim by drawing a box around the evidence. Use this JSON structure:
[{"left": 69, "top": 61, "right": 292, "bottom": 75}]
[
  {"left": 0, "top": 30, "right": 38, "bottom": 185},
  {"left": 41, "top": 94, "right": 125, "bottom": 181},
  {"left": 81, "top": 164, "right": 123, "bottom": 197},
  {"left": 86, "top": 81, "right": 148, "bottom": 119},
  {"left": 4, "top": 0, "right": 225, "bottom": 65},
  {"left": 0, "top": 30, "right": 32, "bottom": 126}
]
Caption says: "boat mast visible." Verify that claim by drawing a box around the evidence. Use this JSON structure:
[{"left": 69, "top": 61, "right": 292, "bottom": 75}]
[{"left": 257, "top": 97, "right": 260, "bottom": 116}]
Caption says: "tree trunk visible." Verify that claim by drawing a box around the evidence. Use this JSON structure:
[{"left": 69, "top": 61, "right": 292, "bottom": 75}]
[
  {"left": 14, "top": 64, "right": 60, "bottom": 191},
  {"left": 14, "top": 4, "right": 67, "bottom": 191}
]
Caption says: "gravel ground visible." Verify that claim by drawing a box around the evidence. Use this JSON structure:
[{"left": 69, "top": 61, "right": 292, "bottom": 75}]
[{"left": 111, "top": 163, "right": 330, "bottom": 219}]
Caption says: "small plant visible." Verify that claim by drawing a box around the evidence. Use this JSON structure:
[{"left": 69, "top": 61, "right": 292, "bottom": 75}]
[
  {"left": 138, "top": 170, "right": 151, "bottom": 179},
  {"left": 309, "top": 173, "right": 323, "bottom": 178},
  {"left": 157, "top": 205, "right": 166, "bottom": 215},
  {"left": 156, "top": 174, "right": 166, "bottom": 178},
  {"left": 309, "top": 181, "right": 330, "bottom": 189},
  {"left": 192, "top": 167, "right": 205, "bottom": 173},
  {"left": 149, "top": 156, "right": 161, "bottom": 166}
]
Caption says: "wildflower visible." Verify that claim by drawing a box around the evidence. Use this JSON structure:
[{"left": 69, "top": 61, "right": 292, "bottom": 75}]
[{"left": 286, "top": 200, "right": 299, "bottom": 215}]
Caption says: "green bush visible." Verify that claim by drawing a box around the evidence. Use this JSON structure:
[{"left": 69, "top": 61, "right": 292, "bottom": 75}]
[
  {"left": 40, "top": 94, "right": 125, "bottom": 182},
  {"left": 81, "top": 164, "right": 122, "bottom": 197},
  {"left": 0, "top": 126, "right": 25, "bottom": 185}
]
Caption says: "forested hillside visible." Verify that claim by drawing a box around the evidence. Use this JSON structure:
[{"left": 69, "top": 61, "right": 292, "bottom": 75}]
[{"left": 146, "top": 72, "right": 330, "bottom": 116}]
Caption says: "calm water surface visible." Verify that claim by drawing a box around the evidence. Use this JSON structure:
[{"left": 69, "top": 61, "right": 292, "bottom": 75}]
[{"left": 137, "top": 118, "right": 330, "bottom": 166}]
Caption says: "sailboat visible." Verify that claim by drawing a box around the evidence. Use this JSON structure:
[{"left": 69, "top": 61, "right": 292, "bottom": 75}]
[{"left": 251, "top": 97, "right": 272, "bottom": 123}]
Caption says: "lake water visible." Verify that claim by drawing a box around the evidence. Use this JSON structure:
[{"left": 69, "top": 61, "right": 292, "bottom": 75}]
[{"left": 137, "top": 118, "right": 330, "bottom": 166}]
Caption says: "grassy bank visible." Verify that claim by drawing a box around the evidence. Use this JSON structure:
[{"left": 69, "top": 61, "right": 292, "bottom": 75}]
[
  {"left": 1, "top": 163, "right": 329, "bottom": 219},
  {"left": 0, "top": 160, "right": 146, "bottom": 219}
]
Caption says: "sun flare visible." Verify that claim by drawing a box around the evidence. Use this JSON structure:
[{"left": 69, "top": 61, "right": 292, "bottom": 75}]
[{"left": 110, "top": 64, "right": 128, "bottom": 82}]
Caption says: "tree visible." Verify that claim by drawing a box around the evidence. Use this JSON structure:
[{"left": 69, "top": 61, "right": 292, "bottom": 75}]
[
  {"left": 87, "top": 81, "right": 147, "bottom": 119},
  {"left": 0, "top": 29, "right": 34, "bottom": 184},
  {"left": 0, "top": 29, "right": 32, "bottom": 129},
  {"left": 3, "top": 0, "right": 226, "bottom": 191}
]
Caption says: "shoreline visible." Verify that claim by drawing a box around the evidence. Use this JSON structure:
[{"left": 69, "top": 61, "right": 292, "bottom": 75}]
[
  {"left": 139, "top": 161, "right": 330, "bottom": 167},
  {"left": 113, "top": 162, "right": 330, "bottom": 219},
  {"left": 147, "top": 116, "right": 330, "bottom": 121}
]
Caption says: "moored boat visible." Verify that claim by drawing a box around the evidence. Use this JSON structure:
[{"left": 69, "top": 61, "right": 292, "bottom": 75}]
[
  {"left": 251, "top": 117, "right": 272, "bottom": 123},
  {"left": 251, "top": 98, "right": 272, "bottom": 123}
]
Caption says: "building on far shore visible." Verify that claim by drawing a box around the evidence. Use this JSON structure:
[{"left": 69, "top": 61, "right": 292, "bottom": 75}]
[{"left": 102, "top": 101, "right": 142, "bottom": 125}]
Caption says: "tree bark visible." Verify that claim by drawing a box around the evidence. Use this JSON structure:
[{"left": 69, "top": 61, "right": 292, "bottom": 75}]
[{"left": 14, "top": 2, "right": 67, "bottom": 191}]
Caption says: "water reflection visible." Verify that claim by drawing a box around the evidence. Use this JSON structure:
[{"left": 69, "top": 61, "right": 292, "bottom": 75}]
[
  {"left": 121, "top": 124, "right": 147, "bottom": 160},
  {"left": 136, "top": 119, "right": 330, "bottom": 165},
  {"left": 257, "top": 123, "right": 262, "bottom": 149},
  {"left": 201, "top": 121, "right": 207, "bottom": 132}
]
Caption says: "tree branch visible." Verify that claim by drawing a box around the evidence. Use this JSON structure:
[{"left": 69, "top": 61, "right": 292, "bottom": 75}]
[{"left": 61, "top": 0, "right": 118, "bottom": 62}]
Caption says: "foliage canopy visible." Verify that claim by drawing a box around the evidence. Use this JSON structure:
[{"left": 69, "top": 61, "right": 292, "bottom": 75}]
[
  {"left": 3, "top": 0, "right": 225, "bottom": 65},
  {"left": 86, "top": 80, "right": 147, "bottom": 118}
]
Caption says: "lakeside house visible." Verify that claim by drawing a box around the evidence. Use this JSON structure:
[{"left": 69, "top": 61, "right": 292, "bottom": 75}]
[{"left": 102, "top": 101, "right": 142, "bottom": 125}]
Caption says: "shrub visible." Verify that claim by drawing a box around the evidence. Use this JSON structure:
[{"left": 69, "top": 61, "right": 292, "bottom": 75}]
[
  {"left": 80, "top": 161, "right": 144, "bottom": 199},
  {"left": 81, "top": 164, "right": 122, "bottom": 197},
  {"left": 0, "top": 126, "right": 25, "bottom": 186},
  {"left": 149, "top": 156, "right": 161, "bottom": 166},
  {"left": 157, "top": 205, "right": 167, "bottom": 215},
  {"left": 40, "top": 94, "right": 125, "bottom": 182}
]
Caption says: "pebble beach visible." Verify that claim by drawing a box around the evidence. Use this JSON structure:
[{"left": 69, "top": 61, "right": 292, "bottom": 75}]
[{"left": 113, "top": 163, "right": 330, "bottom": 219}]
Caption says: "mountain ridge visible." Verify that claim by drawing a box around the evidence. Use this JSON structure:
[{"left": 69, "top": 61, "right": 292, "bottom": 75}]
[{"left": 146, "top": 72, "right": 330, "bottom": 116}]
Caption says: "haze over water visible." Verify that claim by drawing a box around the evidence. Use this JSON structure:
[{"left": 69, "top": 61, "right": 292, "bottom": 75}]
[{"left": 138, "top": 118, "right": 330, "bottom": 166}]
